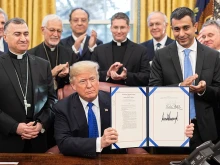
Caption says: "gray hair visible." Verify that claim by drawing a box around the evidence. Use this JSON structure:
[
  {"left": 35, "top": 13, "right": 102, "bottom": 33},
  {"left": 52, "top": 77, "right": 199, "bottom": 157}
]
[
  {"left": 69, "top": 61, "right": 100, "bottom": 83},
  {"left": 42, "top": 14, "right": 63, "bottom": 27},
  {"left": 111, "top": 12, "right": 130, "bottom": 25},
  {"left": 147, "top": 11, "right": 168, "bottom": 25},
  {"left": 4, "top": 18, "right": 26, "bottom": 33},
  {"left": 0, "top": 8, "right": 8, "bottom": 21},
  {"left": 202, "top": 20, "right": 220, "bottom": 31}
]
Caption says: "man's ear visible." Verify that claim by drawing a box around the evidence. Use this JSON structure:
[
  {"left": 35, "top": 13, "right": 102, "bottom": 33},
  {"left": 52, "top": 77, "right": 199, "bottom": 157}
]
[{"left": 71, "top": 83, "right": 76, "bottom": 91}]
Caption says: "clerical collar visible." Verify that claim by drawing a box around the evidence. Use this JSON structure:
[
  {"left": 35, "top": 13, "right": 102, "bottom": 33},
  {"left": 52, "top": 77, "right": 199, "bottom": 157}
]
[
  {"left": 9, "top": 50, "right": 27, "bottom": 59},
  {"left": 112, "top": 38, "right": 128, "bottom": 46},
  {"left": 43, "top": 42, "right": 56, "bottom": 51}
]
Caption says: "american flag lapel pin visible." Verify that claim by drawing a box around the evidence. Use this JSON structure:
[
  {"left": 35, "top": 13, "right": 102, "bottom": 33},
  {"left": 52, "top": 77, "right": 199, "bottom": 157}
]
[{"left": 105, "top": 108, "right": 108, "bottom": 112}]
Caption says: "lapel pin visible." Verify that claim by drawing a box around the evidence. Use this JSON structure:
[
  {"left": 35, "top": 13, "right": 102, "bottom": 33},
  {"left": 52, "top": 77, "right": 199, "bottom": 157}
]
[{"left": 105, "top": 109, "right": 108, "bottom": 112}]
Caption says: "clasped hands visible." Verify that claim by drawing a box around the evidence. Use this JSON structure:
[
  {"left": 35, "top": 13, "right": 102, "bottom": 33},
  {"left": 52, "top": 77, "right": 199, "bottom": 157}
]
[
  {"left": 51, "top": 62, "right": 69, "bottom": 78},
  {"left": 107, "top": 62, "right": 127, "bottom": 80},
  {"left": 180, "top": 74, "right": 206, "bottom": 94},
  {"left": 16, "top": 122, "right": 43, "bottom": 140}
]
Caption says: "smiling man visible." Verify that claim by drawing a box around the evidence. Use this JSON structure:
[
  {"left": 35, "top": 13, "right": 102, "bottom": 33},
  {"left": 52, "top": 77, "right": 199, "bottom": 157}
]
[
  {"left": 28, "top": 14, "right": 77, "bottom": 90},
  {"left": 60, "top": 7, "right": 103, "bottom": 61},
  {"left": 141, "top": 11, "right": 173, "bottom": 61},
  {"left": 92, "top": 12, "right": 150, "bottom": 86},
  {"left": 149, "top": 7, "right": 220, "bottom": 152}
]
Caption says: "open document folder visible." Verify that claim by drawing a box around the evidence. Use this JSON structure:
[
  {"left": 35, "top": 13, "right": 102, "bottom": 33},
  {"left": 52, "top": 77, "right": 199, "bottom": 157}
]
[{"left": 111, "top": 87, "right": 190, "bottom": 149}]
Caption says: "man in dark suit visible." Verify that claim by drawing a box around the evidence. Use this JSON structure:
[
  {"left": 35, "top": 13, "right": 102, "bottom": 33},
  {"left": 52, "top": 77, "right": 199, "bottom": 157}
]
[
  {"left": 53, "top": 61, "right": 126, "bottom": 157},
  {"left": 28, "top": 14, "right": 77, "bottom": 90},
  {"left": 60, "top": 7, "right": 103, "bottom": 61},
  {"left": 141, "top": 11, "right": 174, "bottom": 62},
  {"left": 149, "top": 7, "right": 220, "bottom": 151},
  {"left": 92, "top": 12, "right": 150, "bottom": 86},
  {"left": 0, "top": 18, "right": 57, "bottom": 153},
  {"left": 0, "top": 8, "right": 8, "bottom": 54}
]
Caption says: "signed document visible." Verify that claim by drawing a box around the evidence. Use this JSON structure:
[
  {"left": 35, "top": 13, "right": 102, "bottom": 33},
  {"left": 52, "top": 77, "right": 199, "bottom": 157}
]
[
  {"left": 111, "top": 87, "right": 147, "bottom": 149},
  {"left": 149, "top": 87, "right": 190, "bottom": 147}
]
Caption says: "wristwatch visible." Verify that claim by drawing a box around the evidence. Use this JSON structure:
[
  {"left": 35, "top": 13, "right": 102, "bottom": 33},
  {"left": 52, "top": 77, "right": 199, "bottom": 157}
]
[{"left": 40, "top": 127, "right": 45, "bottom": 134}]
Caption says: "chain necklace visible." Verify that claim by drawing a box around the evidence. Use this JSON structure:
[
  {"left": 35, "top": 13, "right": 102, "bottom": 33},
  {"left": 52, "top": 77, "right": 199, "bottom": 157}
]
[
  {"left": 42, "top": 42, "right": 59, "bottom": 69},
  {"left": 14, "top": 56, "right": 31, "bottom": 115}
]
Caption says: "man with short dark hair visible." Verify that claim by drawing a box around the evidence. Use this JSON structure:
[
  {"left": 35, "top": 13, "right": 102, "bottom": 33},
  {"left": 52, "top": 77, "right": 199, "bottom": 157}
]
[
  {"left": 92, "top": 12, "right": 150, "bottom": 86},
  {"left": 0, "top": 17, "right": 57, "bottom": 153},
  {"left": 149, "top": 7, "right": 220, "bottom": 151},
  {"left": 60, "top": 7, "right": 103, "bottom": 61}
]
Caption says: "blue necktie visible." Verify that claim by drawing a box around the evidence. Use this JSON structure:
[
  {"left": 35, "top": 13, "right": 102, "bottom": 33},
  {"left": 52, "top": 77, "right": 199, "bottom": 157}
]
[
  {"left": 87, "top": 102, "right": 99, "bottom": 138},
  {"left": 183, "top": 49, "right": 196, "bottom": 119},
  {"left": 156, "top": 43, "right": 161, "bottom": 50},
  {"left": 79, "top": 47, "right": 83, "bottom": 56}
]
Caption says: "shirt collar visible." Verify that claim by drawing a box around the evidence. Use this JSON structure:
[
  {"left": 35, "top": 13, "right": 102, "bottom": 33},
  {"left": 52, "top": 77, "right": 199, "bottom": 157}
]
[
  {"left": 79, "top": 95, "right": 99, "bottom": 109},
  {"left": 72, "top": 33, "right": 86, "bottom": 45},
  {"left": 153, "top": 35, "right": 168, "bottom": 47},
  {"left": 9, "top": 50, "right": 27, "bottom": 59},
  {"left": 112, "top": 38, "right": 127, "bottom": 46},
  {"left": 176, "top": 38, "right": 197, "bottom": 53}
]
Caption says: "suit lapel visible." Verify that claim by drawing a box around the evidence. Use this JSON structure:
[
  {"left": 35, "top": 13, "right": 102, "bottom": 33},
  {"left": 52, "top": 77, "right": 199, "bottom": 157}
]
[
  {"left": 28, "top": 54, "right": 39, "bottom": 114},
  {"left": 3, "top": 40, "right": 8, "bottom": 52},
  {"left": 1, "top": 55, "right": 24, "bottom": 105},
  {"left": 105, "top": 42, "right": 113, "bottom": 67},
  {"left": 67, "top": 36, "right": 74, "bottom": 47},
  {"left": 72, "top": 94, "right": 88, "bottom": 135},
  {"left": 98, "top": 92, "right": 110, "bottom": 135},
  {"left": 195, "top": 42, "right": 205, "bottom": 85},
  {"left": 81, "top": 36, "right": 89, "bottom": 56},
  {"left": 149, "top": 40, "right": 155, "bottom": 60},
  {"left": 170, "top": 42, "right": 183, "bottom": 82},
  {"left": 123, "top": 39, "right": 134, "bottom": 66}
]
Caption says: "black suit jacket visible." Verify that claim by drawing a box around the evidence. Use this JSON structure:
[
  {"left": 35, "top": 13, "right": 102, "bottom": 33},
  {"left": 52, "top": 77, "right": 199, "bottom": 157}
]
[
  {"left": 60, "top": 35, "right": 103, "bottom": 61},
  {"left": 140, "top": 37, "right": 174, "bottom": 61},
  {"left": 53, "top": 91, "right": 126, "bottom": 157},
  {"left": 0, "top": 53, "right": 57, "bottom": 152},
  {"left": 149, "top": 41, "right": 220, "bottom": 142},
  {"left": 28, "top": 43, "right": 77, "bottom": 89},
  {"left": 91, "top": 39, "right": 150, "bottom": 86}
]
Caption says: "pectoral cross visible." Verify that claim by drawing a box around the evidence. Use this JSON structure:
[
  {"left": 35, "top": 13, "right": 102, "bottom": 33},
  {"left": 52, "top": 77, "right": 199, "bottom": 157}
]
[{"left": 24, "top": 99, "right": 31, "bottom": 115}]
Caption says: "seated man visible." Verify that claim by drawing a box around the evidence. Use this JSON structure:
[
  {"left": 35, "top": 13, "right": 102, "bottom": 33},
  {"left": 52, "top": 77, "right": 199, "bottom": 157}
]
[{"left": 53, "top": 61, "right": 195, "bottom": 157}]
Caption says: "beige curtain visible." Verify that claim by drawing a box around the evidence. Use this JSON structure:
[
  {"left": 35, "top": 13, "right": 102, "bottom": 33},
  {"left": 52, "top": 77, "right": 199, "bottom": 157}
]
[
  {"left": 0, "top": 0, "right": 55, "bottom": 48},
  {"left": 138, "top": 0, "right": 196, "bottom": 43}
]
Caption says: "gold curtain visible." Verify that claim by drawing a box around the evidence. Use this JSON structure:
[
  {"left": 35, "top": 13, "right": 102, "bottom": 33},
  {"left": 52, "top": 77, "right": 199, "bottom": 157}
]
[
  {"left": 0, "top": 0, "right": 55, "bottom": 48},
  {"left": 138, "top": 0, "right": 196, "bottom": 43}
]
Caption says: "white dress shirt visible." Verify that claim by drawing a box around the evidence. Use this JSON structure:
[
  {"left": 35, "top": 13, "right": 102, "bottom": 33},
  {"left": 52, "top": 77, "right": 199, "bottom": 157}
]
[
  {"left": 153, "top": 35, "right": 168, "bottom": 51},
  {"left": 0, "top": 37, "right": 4, "bottom": 52},
  {"left": 79, "top": 96, "right": 102, "bottom": 152}
]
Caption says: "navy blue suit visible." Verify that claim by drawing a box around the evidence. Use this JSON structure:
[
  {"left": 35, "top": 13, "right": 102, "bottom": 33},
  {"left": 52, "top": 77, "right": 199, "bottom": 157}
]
[
  {"left": 60, "top": 35, "right": 103, "bottom": 61},
  {"left": 140, "top": 37, "right": 174, "bottom": 61}
]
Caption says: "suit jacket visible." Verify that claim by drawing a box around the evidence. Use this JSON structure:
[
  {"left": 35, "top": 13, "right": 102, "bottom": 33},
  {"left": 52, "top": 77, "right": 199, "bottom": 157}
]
[
  {"left": 60, "top": 35, "right": 103, "bottom": 61},
  {"left": 53, "top": 91, "right": 126, "bottom": 157},
  {"left": 91, "top": 39, "right": 150, "bottom": 86},
  {"left": 3, "top": 40, "right": 8, "bottom": 53},
  {"left": 28, "top": 43, "right": 77, "bottom": 89},
  {"left": 140, "top": 37, "right": 174, "bottom": 61},
  {"left": 149, "top": 41, "right": 220, "bottom": 142},
  {"left": 0, "top": 53, "right": 57, "bottom": 152}
]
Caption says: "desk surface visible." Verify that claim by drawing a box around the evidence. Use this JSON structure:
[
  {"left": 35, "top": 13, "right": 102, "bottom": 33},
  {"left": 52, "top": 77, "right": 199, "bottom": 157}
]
[{"left": 0, "top": 153, "right": 186, "bottom": 165}]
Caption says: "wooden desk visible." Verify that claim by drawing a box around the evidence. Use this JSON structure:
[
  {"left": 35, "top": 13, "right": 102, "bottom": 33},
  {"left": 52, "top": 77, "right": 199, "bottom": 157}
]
[{"left": 0, "top": 153, "right": 186, "bottom": 165}]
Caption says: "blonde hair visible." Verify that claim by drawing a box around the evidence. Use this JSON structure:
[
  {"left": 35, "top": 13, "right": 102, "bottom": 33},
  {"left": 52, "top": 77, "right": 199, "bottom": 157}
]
[{"left": 69, "top": 61, "right": 99, "bottom": 83}]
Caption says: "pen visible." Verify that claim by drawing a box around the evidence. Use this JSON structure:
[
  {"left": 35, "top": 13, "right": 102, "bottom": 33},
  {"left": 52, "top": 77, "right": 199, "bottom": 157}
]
[{"left": 33, "top": 120, "right": 38, "bottom": 126}]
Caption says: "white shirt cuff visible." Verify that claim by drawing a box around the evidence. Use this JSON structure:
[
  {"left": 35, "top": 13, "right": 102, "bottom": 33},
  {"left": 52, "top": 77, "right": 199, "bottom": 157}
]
[
  {"left": 72, "top": 45, "right": 80, "bottom": 54},
  {"left": 88, "top": 44, "right": 97, "bottom": 52},
  {"left": 197, "top": 88, "right": 206, "bottom": 96},
  {"left": 96, "top": 137, "right": 103, "bottom": 152}
]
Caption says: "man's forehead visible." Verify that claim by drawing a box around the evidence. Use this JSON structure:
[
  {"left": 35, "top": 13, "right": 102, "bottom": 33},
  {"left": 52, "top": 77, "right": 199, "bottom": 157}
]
[
  {"left": 72, "top": 10, "right": 88, "bottom": 18},
  {"left": 7, "top": 23, "right": 29, "bottom": 32}
]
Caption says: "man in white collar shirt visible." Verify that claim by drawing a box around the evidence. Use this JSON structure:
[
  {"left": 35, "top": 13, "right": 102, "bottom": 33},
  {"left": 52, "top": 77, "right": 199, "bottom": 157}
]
[
  {"left": 60, "top": 7, "right": 103, "bottom": 61},
  {"left": 197, "top": 20, "right": 220, "bottom": 52},
  {"left": 0, "top": 18, "right": 57, "bottom": 152},
  {"left": 149, "top": 7, "right": 220, "bottom": 152},
  {"left": 0, "top": 8, "right": 8, "bottom": 55},
  {"left": 92, "top": 12, "right": 150, "bottom": 86},
  {"left": 141, "top": 11, "right": 173, "bottom": 62},
  {"left": 28, "top": 14, "right": 77, "bottom": 90}
]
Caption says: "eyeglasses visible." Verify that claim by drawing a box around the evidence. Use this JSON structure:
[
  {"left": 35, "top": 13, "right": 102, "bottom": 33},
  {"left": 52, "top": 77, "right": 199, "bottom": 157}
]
[{"left": 45, "top": 27, "right": 63, "bottom": 34}]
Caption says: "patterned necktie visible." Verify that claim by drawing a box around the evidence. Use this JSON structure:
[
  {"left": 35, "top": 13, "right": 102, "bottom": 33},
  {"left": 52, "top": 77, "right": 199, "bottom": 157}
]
[
  {"left": 87, "top": 102, "right": 99, "bottom": 138},
  {"left": 183, "top": 49, "right": 196, "bottom": 119},
  {"left": 156, "top": 43, "right": 161, "bottom": 50}
]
